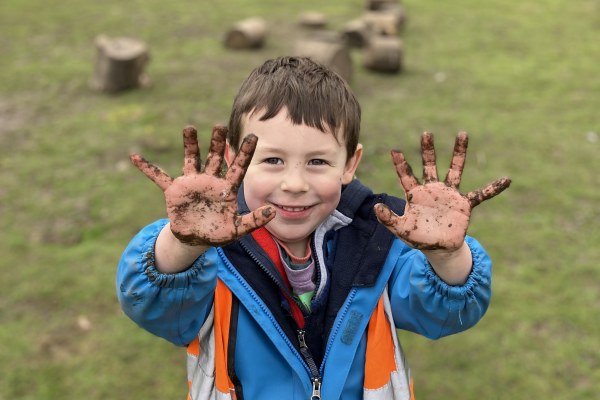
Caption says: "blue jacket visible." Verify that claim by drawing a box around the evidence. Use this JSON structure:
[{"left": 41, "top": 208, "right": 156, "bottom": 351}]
[{"left": 117, "top": 180, "right": 492, "bottom": 399}]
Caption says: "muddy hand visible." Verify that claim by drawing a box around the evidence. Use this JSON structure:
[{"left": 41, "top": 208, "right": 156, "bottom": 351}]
[
  {"left": 130, "top": 125, "right": 275, "bottom": 246},
  {"left": 374, "top": 132, "right": 511, "bottom": 251}
]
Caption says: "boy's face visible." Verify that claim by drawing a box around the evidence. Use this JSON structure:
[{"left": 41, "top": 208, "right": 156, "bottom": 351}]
[{"left": 226, "top": 108, "right": 362, "bottom": 257}]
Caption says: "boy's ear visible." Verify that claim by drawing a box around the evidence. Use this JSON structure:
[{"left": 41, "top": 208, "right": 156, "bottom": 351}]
[
  {"left": 224, "top": 142, "right": 235, "bottom": 168},
  {"left": 341, "top": 143, "right": 363, "bottom": 184}
]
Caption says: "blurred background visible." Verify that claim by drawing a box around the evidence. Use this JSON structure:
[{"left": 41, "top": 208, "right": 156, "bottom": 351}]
[{"left": 1, "top": 0, "right": 598, "bottom": 398}]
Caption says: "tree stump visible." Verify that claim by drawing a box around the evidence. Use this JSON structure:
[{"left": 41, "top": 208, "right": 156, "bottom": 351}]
[
  {"left": 293, "top": 33, "right": 353, "bottom": 83},
  {"left": 298, "top": 11, "right": 328, "bottom": 30},
  {"left": 377, "top": 4, "right": 407, "bottom": 32},
  {"left": 341, "top": 18, "right": 370, "bottom": 48},
  {"left": 224, "top": 17, "right": 268, "bottom": 49},
  {"left": 363, "top": 11, "right": 401, "bottom": 36},
  {"left": 366, "top": 0, "right": 400, "bottom": 11},
  {"left": 91, "top": 35, "right": 150, "bottom": 93},
  {"left": 363, "top": 36, "right": 403, "bottom": 73}
]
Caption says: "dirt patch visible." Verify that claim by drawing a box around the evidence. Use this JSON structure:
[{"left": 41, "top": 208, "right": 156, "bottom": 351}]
[{"left": 0, "top": 97, "right": 35, "bottom": 133}]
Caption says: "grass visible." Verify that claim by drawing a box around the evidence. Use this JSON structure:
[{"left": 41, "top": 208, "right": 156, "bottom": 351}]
[{"left": 1, "top": 0, "right": 598, "bottom": 398}]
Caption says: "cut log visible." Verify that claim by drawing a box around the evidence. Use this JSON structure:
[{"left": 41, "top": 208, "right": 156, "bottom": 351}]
[
  {"left": 298, "top": 11, "right": 328, "bottom": 29},
  {"left": 341, "top": 18, "right": 370, "bottom": 48},
  {"left": 363, "top": 10, "right": 402, "bottom": 36},
  {"left": 91, "top": 35, "right": 150, "bottom": 93},
  {"left": 224, "top": 17, "right": 268, "bottom": 49},
  {"left": 366, "top": 0, "right": 400, "bottom": 11},
  {"left": 293, "top": 33, "right": 353, "bottom": 83},
  {"left": 363, "top": 36, "right": 403, "bottom": 73},
  {"left": 377, "top": 4, "right": 407, "bottom": 32}
]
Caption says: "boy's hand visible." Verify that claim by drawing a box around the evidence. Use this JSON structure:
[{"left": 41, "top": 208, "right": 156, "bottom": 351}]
[
  {"left": 374, "top": 132, "right": 510, "bottom": 251},
  {"left": 130, "top": 125, "right": 275, "bottom": 247}
]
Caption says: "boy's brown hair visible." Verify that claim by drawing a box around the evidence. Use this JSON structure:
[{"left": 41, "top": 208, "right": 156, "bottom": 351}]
[{"left": 227, "top": 56, "right": 361, "bottom": 159}]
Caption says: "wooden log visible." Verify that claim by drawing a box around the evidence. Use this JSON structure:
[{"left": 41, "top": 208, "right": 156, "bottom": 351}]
[
  {"left": 293, "top": 33, "right": 353, "bottom": 83},
  {"left": 341, "top": 18, "right": 370, "bottom": 48},
  {"left": 224, "top": 17, "right": 268, "bottom": 49},
  {"left": 378, "top": 4, "right": 407, "bottom": 32},
  {"left": 363, "top": 36, "right": 403, "bottom": 73},
  {"left": 366, "top": 0, "right": 400, "bottom": 11},
  {"left": 91, "top": 35, "right": 150, "bottom": 93},
  {"left": 363, "top": 10, "right": 401, "bottom": 36},
  {"left": 298, "top": 11, "right": 328, "bottom": 30}
]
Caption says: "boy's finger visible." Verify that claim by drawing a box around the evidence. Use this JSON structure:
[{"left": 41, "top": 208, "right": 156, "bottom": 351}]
[
  {"left": 444, "top": 131, "right": 468, "bottom": 189},
  {"left": 466, "top": 177, "right": 511, "bottom": 208},
  {"left": 421, "top": 132, "right": 438, "bottom": 183},
  {"left": 236, "top": 206, "right": 276, "bottom": 235},
  {"left": 226, "top": 134, "right": 258, "bottom": 192},
  {"left": 373, "top": 203, "right": 404, "bottom": 237},
  {"left": 204, "top": 125, "right": 228, "bottom": 176},
  {"left": 391, "top": 150, "right": 419, "bottom": 193},
  {"left": 130, "top": 154, "right": 174, "bottom": 191},
  {"left": 182, "top": 126, "right": 202, "bottom": 175}
]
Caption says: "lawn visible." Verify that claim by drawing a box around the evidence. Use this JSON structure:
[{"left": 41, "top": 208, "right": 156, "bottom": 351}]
[{"left": 1, "top": 0, "right": 598, "bottom": 399}]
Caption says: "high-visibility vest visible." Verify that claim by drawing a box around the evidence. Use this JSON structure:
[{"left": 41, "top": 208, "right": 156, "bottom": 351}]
[{"left": 186, "top": 279, "right": 415, "bottom": 400}]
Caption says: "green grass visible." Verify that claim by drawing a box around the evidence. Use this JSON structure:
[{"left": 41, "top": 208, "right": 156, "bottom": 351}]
[{"left": 1, "top": 0, "right": 598, "bottom": 398}]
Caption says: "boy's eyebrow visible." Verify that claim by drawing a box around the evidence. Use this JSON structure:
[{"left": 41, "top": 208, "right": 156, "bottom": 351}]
[
  {"left": 255, "top": 145, "right": 339, "bottom": 157},
  {"left": 253, "top": 145, "right": 285, "bottom": 154}
]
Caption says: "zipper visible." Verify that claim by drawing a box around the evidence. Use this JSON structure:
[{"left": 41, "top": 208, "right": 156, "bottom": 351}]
[
  {"left": 217, "top": 248, "right": 307, "bottom": 367},
  {"left": 221, "top": 246, "right": 322, "bottom": 398},
  {"left": 298, "top": 330, "right": 322, "bottom": 400}
]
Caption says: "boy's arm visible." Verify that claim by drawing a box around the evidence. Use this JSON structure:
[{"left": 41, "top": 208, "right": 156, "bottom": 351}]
[
  {"left": 374, "top": 131, "right": 510, "bottom": 285},
  {"left": 116, "top": 219, "right": 218, "bottom": 345},
  {"left": 386, "top": 235, "right": 492, "bottom": 339},
  {"left": 129, "top": 125, "right": 275, "bottom": 273}
]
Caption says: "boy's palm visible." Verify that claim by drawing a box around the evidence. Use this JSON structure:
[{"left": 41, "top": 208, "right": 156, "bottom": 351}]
[
  {"left": 375, "top": 132, "right": 511, "bottom": 251},
  {"left": 130, "top": 125, "right": 274, "bottom": 246}
]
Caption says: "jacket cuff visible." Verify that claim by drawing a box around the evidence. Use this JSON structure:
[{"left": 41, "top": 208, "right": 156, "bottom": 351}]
[
  {"left": 138, "top": 219, "right": 209, "bottom": 289},
  {"left": 420, "top": 236, "right": 491, "bottom": 302}
]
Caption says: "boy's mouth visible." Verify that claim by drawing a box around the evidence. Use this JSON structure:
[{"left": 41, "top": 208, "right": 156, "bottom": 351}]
[
  {"left": 279, "top": 205, "right": 311, "bottom": 212},
  {"left": 273, "top": 204, "right": 310, "bottom": 212}
]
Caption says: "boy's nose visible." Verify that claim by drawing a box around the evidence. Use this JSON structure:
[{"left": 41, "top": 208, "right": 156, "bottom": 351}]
[{"left": 280, "top": 167, "right": 309, "bottom": 192}]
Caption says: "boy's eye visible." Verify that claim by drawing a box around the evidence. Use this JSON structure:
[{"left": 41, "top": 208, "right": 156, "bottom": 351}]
[
  {"left": 264, "top": 157, "right": 283, "bottom": 165},
  {"left": 309, "top": 159, "right": 330, "bottom": 166}
]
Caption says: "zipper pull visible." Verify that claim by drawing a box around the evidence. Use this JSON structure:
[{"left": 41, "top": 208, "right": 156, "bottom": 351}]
[
  {"left": 298, "top": 329, "right": 322, "bottom": 400},
  {"left": 311, "top": 377, "right": 322, "bottom": 400},
  {"left": 298, "top": 329, "right": 307, "bottom": 348}
]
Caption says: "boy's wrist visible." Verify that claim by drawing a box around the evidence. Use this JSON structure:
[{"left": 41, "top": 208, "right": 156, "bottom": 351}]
[
  {"left": 421, "top": 241, "right": 473, "bottom": 285},
  {"left": 155, "top": 223, "right": 209, "bottom": 273}
]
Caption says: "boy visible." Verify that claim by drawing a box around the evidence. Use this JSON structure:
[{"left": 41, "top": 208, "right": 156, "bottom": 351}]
[{"left": 117, "top": 56, "right": 510, "bottom": 399}]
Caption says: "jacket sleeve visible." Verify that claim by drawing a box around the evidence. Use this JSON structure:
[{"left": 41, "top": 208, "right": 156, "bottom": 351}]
[
  {"left": 387, "top": 235, "right": 492, "bottom": 339},
  {"left": 116, "top": 219, "right": 218, "bottom": 346}
]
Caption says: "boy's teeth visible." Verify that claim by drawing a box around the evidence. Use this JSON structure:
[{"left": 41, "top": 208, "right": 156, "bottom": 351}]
[{"left": 281, "top": 206, "right": 307, "bottom": 212}]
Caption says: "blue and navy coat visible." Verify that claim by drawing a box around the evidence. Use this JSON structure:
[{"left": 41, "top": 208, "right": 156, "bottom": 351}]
[{"left": 117, "top": 180, "right": 493, "bottom": 399}]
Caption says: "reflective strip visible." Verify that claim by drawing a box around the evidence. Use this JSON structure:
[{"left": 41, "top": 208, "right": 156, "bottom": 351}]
[
  {"left": 214, "top": 279, "right": 234, "bottom": 393},
  {"left": 363, "top": 288, "right": 414, "bottom": 400},
  {"left": 186, "top": 279, "right": 236, "bottom": 400},
  {"left": 364, "top": 295, "right": 397, "bottom": 389}
]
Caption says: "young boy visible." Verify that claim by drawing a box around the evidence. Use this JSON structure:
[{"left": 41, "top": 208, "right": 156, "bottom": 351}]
[{"left": 117, "top": 56, "right": 510, "bottom": 400}]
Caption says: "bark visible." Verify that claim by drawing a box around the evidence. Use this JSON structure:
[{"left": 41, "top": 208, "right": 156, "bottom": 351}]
[
  {"left": 363, "top": 36, "right": 403, "bottom": 73},
  {"left": 293, "top": 33, "right": 353, "bottom": 83},
  {"left": 341, "top": 18, "right": 370, "bottom": 48},
  {"left": 363, "top": 8, "right": 405, "bottom": 36},
  {"left": 366, "top": 0, "right": 400, "bottom": 11},
  {"left": 223, "top": 17, "right": 268, "bottom": 49},
  {"left": 298, "top": 11, "right": 328, "bottom": 29},
  {"left": 91, "top": 35, "right": 150, "bottom": 93}
]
